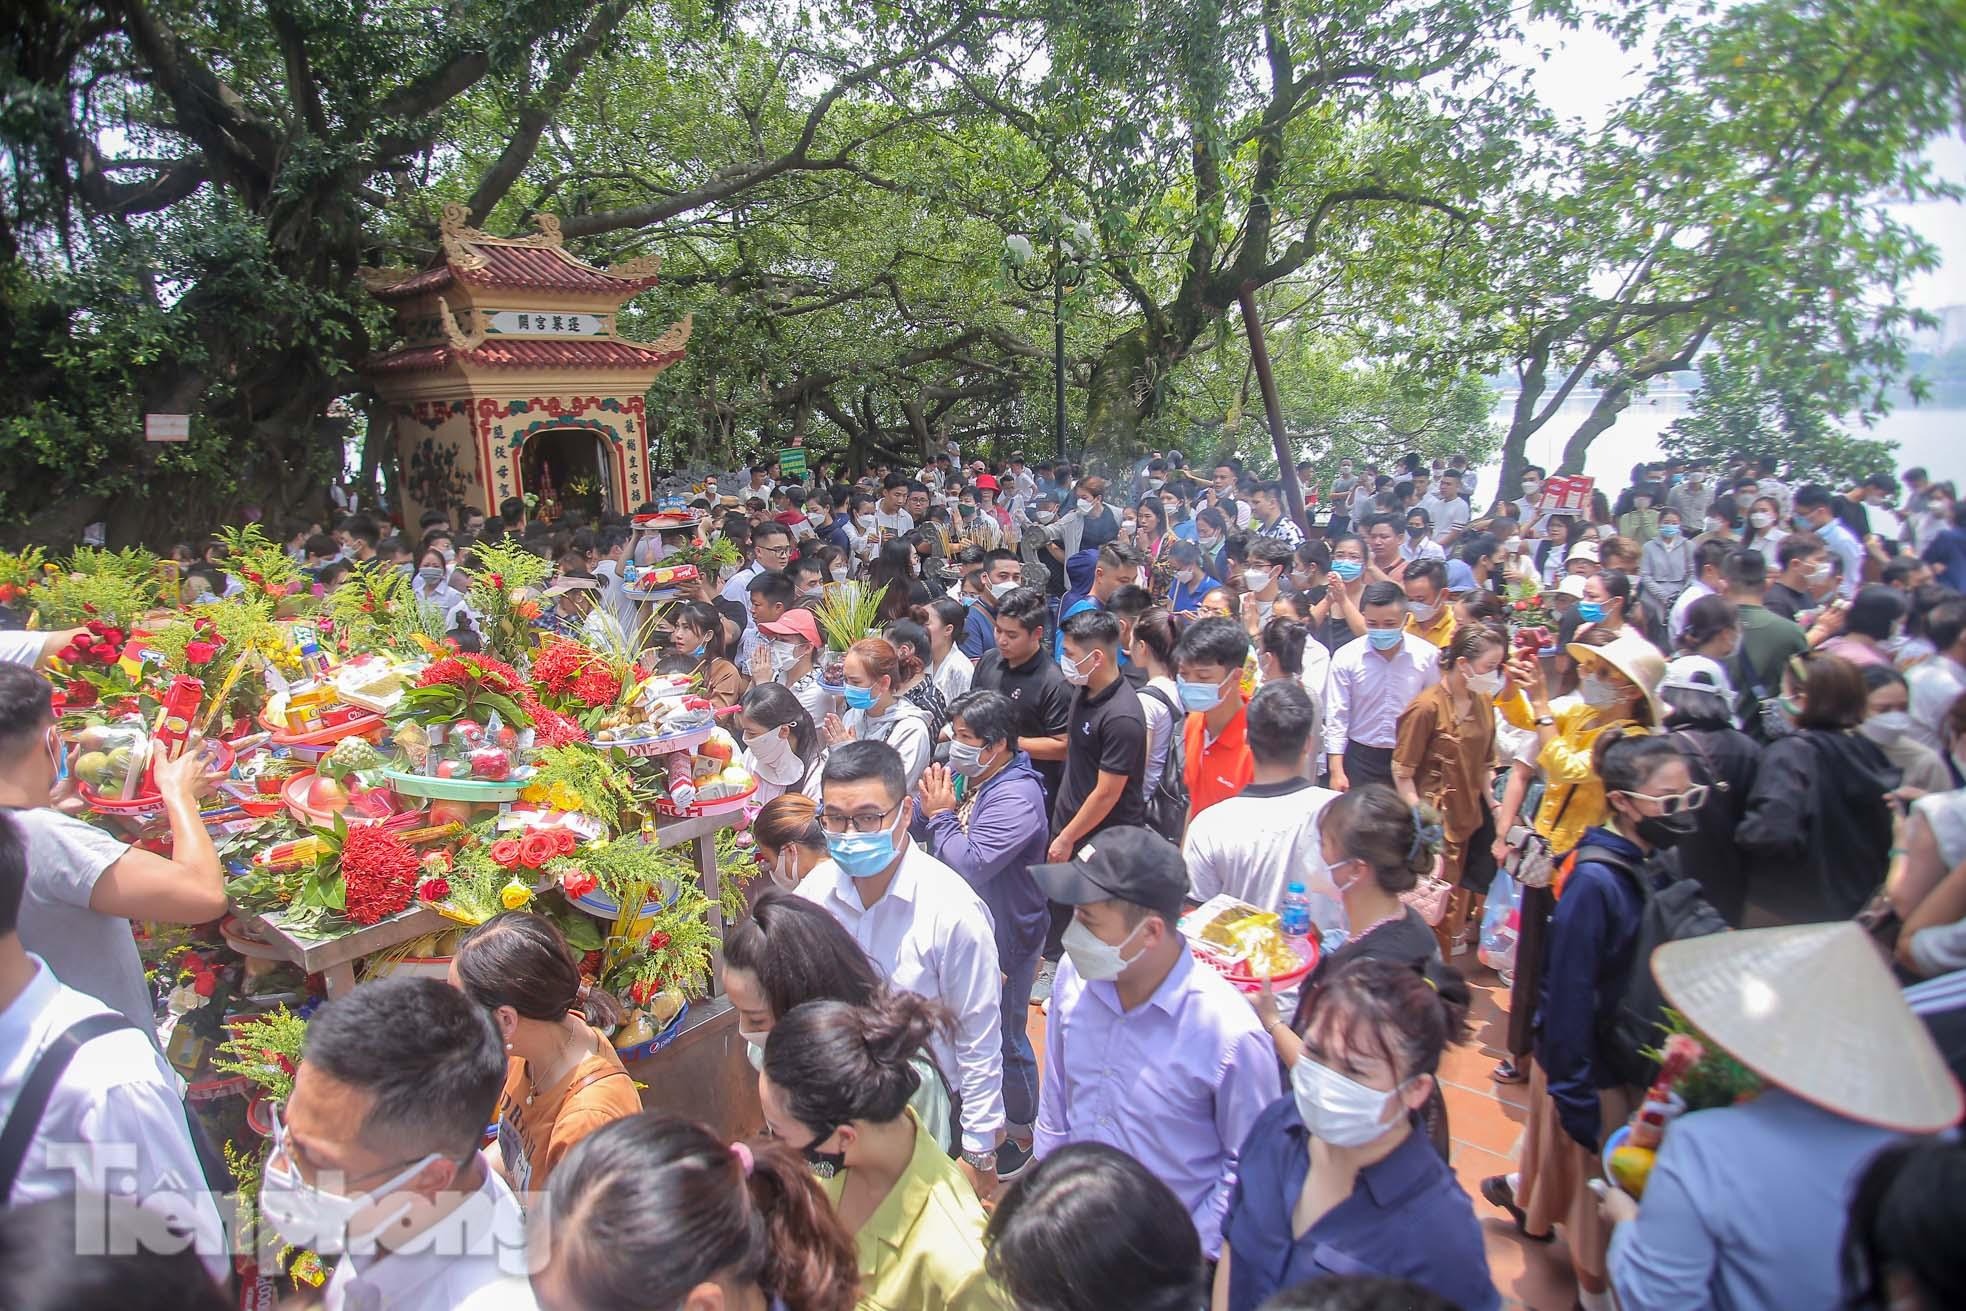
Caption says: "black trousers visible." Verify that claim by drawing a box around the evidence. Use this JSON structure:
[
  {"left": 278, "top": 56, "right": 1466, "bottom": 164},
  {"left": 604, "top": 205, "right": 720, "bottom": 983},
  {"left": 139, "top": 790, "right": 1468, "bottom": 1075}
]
[{"left": 1342, "top": 739, "right": 1395, "bottom": 788}]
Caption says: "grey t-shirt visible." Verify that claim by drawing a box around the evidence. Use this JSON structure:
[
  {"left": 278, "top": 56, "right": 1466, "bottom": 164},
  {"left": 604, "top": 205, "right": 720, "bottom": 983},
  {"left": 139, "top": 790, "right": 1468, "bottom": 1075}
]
[{"left": 10, "top": 807, "right": 153, "bottom": 1040}]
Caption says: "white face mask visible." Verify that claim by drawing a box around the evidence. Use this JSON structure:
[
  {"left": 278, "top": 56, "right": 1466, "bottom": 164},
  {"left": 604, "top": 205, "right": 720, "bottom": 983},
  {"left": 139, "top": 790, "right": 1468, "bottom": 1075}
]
[
  {"left": 742, "top": 1031, "right": 768, "bottom": 1070},
  {"left": 1504, "top": 537, "right": 1523, "bottom": 554},
  {"left": 747, "top": 727, "right": 803, "bottom": 783},
  {"left": 767, "top": 848, "right": 803, "bottom": 891},
  {"left": 1862, "top": 711, "right": 1912, "bottom": 744},
  {"left": 1243, "top": 567, "right": 1274, "bottom": 593},
  {"left": 1061, "top": 916, "right": 1148, "bottom": 982},
  {"left": 1290, "top": 1055, "right": 1406, "bottom": 1148},
  {"left": 989, "top": 579, "right": 1018, "bottom": 599},
  {"left": 260, "top": 1135, "right": 443, "bottom": 1257},
  {"left": 1578, "top": 673, "right": 1624, "bottom": 708},
  {"left": 1749, "top": 510, "right": 1775, "bottom": 530},
  {"left": 856, "top": 515, "right": 875, "bottom": 531},
  {"left": 1076, "top": 498, "right": 1094, "bottom": 515},
  {"left": 1465, "top": 669, "right": 1504, "bottom": 696}
]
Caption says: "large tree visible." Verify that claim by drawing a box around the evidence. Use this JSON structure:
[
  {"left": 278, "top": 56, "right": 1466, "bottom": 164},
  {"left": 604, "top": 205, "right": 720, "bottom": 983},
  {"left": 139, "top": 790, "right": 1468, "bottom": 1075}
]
[{"left": 1471, "top": 0, "right": 1964, "bottom": 504}]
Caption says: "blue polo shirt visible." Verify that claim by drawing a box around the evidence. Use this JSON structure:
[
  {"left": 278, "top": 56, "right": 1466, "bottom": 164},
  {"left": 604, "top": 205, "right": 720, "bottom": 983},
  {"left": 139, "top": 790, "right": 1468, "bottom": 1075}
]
[{"left": 1221, "top": 1097, "right": 1499, "bottom": 1311}]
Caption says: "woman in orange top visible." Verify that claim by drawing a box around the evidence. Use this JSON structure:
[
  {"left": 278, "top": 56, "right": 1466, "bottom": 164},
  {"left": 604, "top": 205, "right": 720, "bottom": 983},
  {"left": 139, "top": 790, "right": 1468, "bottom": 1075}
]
[
  {"left": 452, "top": 910, "right": 642, "bottom": 1198},
  {"left": 1392, "top": 622, "right": 1510, "bottom": 954}
]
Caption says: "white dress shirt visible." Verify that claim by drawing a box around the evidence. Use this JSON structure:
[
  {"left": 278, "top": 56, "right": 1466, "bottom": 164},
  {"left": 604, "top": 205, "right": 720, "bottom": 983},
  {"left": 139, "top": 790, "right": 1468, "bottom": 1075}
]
[
  {"left": 1815, "top": 518, "right": 1866, "bottom": 600},
  {"left": 1668, "top": 579, "right": 1715, "bottom": 645},
  {"left": 1908, "top": 654, "right": 1966, "bottom": 751},
  {"left": 322, "top": 1161, "right": 536, "bottom": 1311},
  {"left": 0, "top": 956, "right": 229, "bottom": 1283},
  {"left": 720, "top": 562, "right": 762, "bottom": 616},
  {"left": 795, "top": 842, "right": 1005, "bottom": 1154},
  {"left": 1321, "top": 632, "right": 1441, "bottom": 755}
]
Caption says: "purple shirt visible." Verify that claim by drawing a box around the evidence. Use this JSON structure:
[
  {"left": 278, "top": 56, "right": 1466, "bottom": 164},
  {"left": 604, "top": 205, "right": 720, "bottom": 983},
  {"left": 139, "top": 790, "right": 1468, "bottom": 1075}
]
[{"left": 1034, "top": 945, "right": 1280, "bottom": 1256}]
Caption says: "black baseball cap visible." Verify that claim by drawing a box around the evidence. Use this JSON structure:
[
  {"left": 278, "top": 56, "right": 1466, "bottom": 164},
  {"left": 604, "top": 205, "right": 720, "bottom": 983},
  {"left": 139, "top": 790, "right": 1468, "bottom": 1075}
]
[{"left": 1029, "top": 826, "right": 1188, "bottom": 919}]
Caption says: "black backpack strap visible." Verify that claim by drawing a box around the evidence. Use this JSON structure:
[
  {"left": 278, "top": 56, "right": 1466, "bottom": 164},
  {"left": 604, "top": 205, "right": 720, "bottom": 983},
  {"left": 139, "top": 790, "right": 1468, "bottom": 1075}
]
[
  {"left": 0, "top": 1012, "right": 138, "bottom": 1203},
  {"left": 1571, "top": 844, "right": 1648, "bottom": 899},
  {"left": 1139, "top": 685, "right": 1175, "bottom": 714}
]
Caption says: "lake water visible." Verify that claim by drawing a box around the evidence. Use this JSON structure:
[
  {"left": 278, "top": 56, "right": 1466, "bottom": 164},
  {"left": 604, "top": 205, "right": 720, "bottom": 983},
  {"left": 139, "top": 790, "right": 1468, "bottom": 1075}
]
[{"left": 1474, "top": 395, "right": 1965, "bottom": 495}]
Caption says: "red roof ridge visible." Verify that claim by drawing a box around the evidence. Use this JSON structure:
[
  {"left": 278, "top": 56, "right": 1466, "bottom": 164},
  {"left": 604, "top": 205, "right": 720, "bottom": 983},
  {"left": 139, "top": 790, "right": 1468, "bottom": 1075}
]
[{"left": 363, "top": 205, "right": 662, "bottom": 301}]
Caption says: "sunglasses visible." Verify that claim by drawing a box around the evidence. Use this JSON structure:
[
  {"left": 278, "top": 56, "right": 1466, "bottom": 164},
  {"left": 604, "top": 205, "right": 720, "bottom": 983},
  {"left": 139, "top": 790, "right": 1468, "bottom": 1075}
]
[{"left": 1617, "top": 784, "right": 1709, "bottom": 817}]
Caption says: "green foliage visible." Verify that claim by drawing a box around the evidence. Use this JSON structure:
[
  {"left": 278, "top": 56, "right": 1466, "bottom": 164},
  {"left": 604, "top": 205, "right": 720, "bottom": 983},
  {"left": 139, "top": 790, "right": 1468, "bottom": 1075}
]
[
  {"left": 324, "top": 560, "right": 445, "bottom": 656},
  {"left": 1664, "top": 356, "right": 1901, "bottom": 488},
  {"left": 525, "top": 745, "right": 640, "bottom": 831},
  {"left": 30, "top": 547, "right": 166, "bottom": 626},
  {"left": 465, "top": 540, "right": 554, "bottom": 666},
  {"left": 212, "top": 1008, "right": 310, "bottom": 1102}
]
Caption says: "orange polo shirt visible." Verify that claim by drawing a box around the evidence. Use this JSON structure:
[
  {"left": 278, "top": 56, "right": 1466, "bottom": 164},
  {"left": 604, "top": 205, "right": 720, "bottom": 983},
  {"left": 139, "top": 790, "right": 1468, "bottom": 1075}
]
[{"left": 1184, "top": 704, "right": 1254, "bottom": 822}]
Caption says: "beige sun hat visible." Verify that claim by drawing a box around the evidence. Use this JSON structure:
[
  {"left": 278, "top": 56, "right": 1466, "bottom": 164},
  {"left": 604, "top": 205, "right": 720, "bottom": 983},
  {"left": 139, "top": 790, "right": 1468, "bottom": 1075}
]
[
  {"left": 1652, "top": 922, "right": 1963, "bottom": 1134},
  {"left": 1566, "top": 630, "right": 1667, "bottom": 726}
]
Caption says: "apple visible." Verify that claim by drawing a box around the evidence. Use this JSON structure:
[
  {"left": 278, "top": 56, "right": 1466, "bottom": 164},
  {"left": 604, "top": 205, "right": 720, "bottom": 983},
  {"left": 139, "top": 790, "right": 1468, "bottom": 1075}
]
[
  {"left": 304, "top": 776, "right": 348, "bottom": 813},
  {"left": 429, "top": 799, "right": 473, "bottom": 827},
  {"left": 495, "top": 724, "right": 518, "bottom": 750},
  {"left": 469, "top": 746, "right": 512, "bottom": 781},
  {"left": 435, "top": 759, "right": 464, "bottom": 779}
]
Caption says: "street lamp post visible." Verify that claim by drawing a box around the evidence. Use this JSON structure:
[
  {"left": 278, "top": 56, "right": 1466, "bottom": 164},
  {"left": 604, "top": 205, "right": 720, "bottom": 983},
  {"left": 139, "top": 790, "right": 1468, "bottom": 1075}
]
[{"left": 1007, "top": 225, "right": 1089, "bottom": 462}]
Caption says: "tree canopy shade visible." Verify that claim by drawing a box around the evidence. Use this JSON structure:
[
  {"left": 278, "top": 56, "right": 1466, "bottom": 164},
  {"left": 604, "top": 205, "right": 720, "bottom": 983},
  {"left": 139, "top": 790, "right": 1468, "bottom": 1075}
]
[{"left": 0, "top": 0, "right": 1960, "bottom": 541}]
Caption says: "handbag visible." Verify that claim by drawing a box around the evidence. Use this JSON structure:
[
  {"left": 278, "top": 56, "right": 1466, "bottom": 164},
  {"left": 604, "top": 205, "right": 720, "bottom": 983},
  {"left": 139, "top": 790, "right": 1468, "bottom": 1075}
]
[
  {"left": 1401, "top": 870, "right": 1453, "bottom": 925},
  {"left": 1502, "top": 785, "right": 1576, "bottom": 890}
]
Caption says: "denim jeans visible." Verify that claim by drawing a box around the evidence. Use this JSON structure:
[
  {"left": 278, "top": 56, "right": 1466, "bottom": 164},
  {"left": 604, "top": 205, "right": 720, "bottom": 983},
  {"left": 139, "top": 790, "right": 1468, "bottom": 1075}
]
[{"left": 1000, "top": 945, "right": 1044, "bottom": 1130}]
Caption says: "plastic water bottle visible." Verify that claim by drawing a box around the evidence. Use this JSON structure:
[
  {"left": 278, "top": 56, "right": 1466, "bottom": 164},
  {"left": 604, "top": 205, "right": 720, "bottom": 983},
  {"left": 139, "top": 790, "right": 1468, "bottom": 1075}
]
[{"left": 1279, "top": 881, "right": 1312, "bottom": 944}]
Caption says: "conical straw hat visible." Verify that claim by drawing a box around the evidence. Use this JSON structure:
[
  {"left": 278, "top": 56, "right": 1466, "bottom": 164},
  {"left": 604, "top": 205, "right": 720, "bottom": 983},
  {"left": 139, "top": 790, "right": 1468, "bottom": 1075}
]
[{"left": 1652, "top": 922, "right": 1963, "bottom": 1133}]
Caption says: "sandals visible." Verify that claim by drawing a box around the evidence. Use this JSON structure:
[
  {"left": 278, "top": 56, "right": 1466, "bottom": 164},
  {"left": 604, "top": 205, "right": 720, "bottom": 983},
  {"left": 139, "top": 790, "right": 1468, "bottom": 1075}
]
[{"left": 1481, "top": 1175, "right": 1556, "bottom": 1243}]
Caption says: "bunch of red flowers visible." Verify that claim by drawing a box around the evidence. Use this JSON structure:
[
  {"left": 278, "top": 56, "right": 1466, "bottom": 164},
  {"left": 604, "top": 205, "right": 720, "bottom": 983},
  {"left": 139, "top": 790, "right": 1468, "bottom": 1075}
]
[
  {"left": 184, "top": 615, "right": 227, "bottom": 667},
  {"left": 490, "top": 826, "right": 578, "bottom": 870},
  {"left": 340, "top": 825, "right": 422, "bottom": 925},
  {"left": 533, "top": 639, "right": 623, "bottom": 709},
  {"left": 417, "top": 651, "right": 525, "bottom": 697},
  {"left": 56, "top": 621, "right": 126, "bottom": 669},
  {"left": 558, "top": 866, "right": 599, "bottom": 898}
]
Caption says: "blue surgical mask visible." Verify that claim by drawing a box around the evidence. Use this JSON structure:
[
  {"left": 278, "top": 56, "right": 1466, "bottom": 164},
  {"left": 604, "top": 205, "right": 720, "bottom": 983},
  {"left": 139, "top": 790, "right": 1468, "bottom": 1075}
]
[
  {"left": 1330, "top": 559, "right": 1364, "bottom": 582},
  {"left": 843, "top": 685, "right": 877, "bottom": 711},
  {"left": 1577, "top": 600, "right": 1606, "bottom": 623},
  {"left": 824, "top": 820, "right": 900, "bottom": 878},
  {"left": 1658, "top": 523, "right": 1681, "bottom": 539},
  {"left": 1177, "top": 677, "right": 1226, "bottom": 712},
  {"left": 1367, "top": 628, "right": 1404, "bottom": 650}
]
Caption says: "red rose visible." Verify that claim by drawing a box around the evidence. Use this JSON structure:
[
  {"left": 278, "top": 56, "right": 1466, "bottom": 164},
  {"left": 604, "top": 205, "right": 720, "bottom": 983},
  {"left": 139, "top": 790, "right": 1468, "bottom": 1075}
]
[
  {"left": 100, "top": 627, "right": 124, "bottom": 647},
  {"left": 185, "top": 640, "right": 218, "bottom": 665},
  {"left": 489, "top": 839, "right": 524, "bottom": 868},
  {"left": 518, "top": 831, "right": 558, "bottom": 869},
  {"left": 558, "top": 867, "right": 598, "bottom": 898},
  {"left": 486, "top": 573, "right": 504, "bottom": 589},
  {"left": 192, "top": 973, "right": 217, "bottom": 998},
  {"left": 552, "top": 828, "right": 577, "bottom": 855},
  {"left": 417, "top": 877, "right": 450, "bottom": 902},
  {"left": 57, "top": 644, "right": 82, "bottom": 664},
  {"left": 627, "top": 979, "right": 657, "bottom": 1005},
  {"left": 65, "top": 682, "right": 98, "bottom": 708},
  {"left": 646, "top": 929, "right": 671, "bottom": 952}
]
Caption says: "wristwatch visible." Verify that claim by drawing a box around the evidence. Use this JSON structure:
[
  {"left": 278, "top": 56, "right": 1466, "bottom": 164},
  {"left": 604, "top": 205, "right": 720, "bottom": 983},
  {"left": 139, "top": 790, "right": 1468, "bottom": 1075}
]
[{"left": 961, "top": 1149, "right": 998, "bottom": 1173}]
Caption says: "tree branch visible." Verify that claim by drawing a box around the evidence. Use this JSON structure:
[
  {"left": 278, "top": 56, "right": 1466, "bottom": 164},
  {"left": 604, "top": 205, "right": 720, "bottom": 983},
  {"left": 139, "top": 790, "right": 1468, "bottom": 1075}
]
[{"left": 466, "top": 0, "right": 629, "bottom": 224}]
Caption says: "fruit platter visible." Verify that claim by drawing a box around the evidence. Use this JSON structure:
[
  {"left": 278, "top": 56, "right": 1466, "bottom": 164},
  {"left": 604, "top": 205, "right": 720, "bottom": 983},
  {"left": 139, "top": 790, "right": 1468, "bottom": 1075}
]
[{"left": 1181, "top": 895, "right": 1319, "bottom": 995}]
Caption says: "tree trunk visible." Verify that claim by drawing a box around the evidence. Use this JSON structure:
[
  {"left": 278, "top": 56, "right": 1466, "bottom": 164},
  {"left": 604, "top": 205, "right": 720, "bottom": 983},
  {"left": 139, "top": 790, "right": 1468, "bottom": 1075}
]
[{"left": 1557, "top": 382, "right": 1636, "bottom": 474}]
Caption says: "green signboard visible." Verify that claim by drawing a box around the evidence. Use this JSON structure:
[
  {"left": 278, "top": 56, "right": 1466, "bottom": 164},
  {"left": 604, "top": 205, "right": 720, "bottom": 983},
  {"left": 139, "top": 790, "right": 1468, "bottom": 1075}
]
[{"left": 778, "top": 446, "right": 807, "bottom": 478}]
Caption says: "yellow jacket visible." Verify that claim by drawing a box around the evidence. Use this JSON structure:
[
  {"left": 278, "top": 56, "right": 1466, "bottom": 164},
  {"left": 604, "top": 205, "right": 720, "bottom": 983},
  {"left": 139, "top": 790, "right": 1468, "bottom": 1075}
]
[{"left": 1499, "top": 694, "right": 1647, "bottom": 855}]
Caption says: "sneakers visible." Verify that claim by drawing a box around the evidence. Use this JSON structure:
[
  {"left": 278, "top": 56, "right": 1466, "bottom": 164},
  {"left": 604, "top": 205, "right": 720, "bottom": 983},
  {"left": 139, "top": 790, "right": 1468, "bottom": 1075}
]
[
  {"left": 1480, "top": 1174, "right": 1554, "bottom": 1243},
  {"left": 996, "top": 1138, "right": 1035, "bottom": 1181},
  {"left": 1030, "top": 959, "right": 1056, "bottom": 1005}
]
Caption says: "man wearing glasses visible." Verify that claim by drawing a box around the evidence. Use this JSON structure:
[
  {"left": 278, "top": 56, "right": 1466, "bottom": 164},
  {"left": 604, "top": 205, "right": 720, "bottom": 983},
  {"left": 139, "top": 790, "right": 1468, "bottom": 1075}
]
[
  {"left": 721, "top": 519, "right": 796, "bottom": 631},
  {"left": 794, "top": 741, "right": 1007, "bottom": 1200}
]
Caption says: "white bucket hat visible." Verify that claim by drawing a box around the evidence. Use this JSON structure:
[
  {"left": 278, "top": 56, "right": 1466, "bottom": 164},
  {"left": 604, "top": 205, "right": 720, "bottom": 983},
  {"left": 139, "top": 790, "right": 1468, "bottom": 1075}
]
[{"left": 1652, "top": 922, "right": 1963, "bottom": 1134}]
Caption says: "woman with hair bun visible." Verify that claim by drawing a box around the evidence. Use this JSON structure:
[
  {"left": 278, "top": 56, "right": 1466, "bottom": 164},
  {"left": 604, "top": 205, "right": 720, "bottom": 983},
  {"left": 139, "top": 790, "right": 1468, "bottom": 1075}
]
[
  {"left": 760, "top": 993, "right": 1003, "bottom": 1310},
  {"left": 452, "top": 911, "right": 640, "bottom": 1195},
  {"left": 722, "top": 888, "right": 957, "bottom": 1152},
  {"left": 532, "top": 1112, "right": 860, "bottom": 1311},
  {"left": 823, "top": 637, "right": 935, "bottom": 788},
  {"left": 1216, "top": 956, "right": 1496, "bottom": 1311}
]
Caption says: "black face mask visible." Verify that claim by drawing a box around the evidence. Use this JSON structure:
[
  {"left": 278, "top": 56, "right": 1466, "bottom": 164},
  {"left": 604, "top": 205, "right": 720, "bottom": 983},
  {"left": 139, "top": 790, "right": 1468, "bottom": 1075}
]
[
  {"left": 1635, "top": 811, "right": 1698, "bottom": 850},
  {"left": 801, "top": 1128, "right": 847, "bottom": 1177}
]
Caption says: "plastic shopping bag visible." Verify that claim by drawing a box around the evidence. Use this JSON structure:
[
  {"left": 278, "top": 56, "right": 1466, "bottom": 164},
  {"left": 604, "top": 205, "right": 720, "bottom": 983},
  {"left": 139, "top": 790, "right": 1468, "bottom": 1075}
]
[{"left": 1478, "top": 870, "right": 1521, "bottom": 977}]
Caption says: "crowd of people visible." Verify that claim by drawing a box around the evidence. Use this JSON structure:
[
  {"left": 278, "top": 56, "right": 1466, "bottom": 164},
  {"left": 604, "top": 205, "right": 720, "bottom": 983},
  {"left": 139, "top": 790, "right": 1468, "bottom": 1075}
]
[{"left": 4, "top": 444, "right": 1966, "bottom": 1310}]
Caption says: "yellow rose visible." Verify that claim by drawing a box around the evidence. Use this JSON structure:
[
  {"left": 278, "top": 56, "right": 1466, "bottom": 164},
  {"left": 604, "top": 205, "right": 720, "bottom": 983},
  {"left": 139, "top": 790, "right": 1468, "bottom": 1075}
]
[{"left": 500, "top": 879, "right": 533, "bottom": 909}]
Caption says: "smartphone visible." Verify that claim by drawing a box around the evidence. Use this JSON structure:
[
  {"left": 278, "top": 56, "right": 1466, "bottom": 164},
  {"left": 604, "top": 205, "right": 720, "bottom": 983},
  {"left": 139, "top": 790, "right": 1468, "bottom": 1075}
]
[{"left": 1586, "top": 1179, "right": 1609, "bottom": 1200}]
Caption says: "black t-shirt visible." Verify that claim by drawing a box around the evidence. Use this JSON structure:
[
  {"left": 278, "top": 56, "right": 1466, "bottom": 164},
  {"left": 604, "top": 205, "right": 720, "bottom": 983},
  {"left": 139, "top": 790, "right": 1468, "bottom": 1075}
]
[
  {"left": 1291, "top": 906, "right": 1439, "bottom": 1031},
  {"left": 1763, "top": 581, "right": 1807, "bottom": 621},
  {"left": 1051, "top": 675, "right": 1147, "bottom": 837},
  {"left": 974, "top": 646, "right": 1074, "bottom": 802}
]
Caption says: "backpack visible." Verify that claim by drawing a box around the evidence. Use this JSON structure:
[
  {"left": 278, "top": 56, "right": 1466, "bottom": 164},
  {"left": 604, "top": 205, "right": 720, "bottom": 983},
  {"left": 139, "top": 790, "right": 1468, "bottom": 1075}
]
[
  {"left": 1139, "top": 686, "right": 1190, "bottom": 843},
  {"left": 1569, "top": 843, "right": 1731, "bottom": 1087}
]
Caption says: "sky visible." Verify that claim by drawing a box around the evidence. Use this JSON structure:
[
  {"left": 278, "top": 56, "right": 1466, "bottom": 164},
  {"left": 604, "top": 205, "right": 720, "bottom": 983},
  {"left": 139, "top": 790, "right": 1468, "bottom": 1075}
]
[{"left": 1509, "top": 17, "right": 1966, "bottom": 314}]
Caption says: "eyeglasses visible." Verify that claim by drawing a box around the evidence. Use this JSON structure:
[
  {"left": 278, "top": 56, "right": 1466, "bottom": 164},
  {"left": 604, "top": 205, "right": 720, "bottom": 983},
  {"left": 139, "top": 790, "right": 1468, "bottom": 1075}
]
[
  {"left": 818, "top": 800, "right": 903, "bottom": 834},
  {"left": 1618, "top": 785, "right": 1710, "bottom": 816},
  {"left": 755, "top": 543, "right": 792, "bottom": 558}
]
